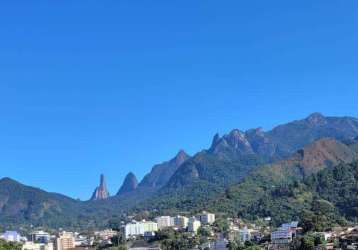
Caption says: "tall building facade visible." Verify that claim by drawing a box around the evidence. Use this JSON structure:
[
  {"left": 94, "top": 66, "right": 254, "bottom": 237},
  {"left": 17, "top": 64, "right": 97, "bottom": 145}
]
[
  {"left": 31, "top": 230, "right": 51, "bottom": 243},
  {"left": 188, "top": 217, "right": 201, "bottom": 234},
  {"left": 198, "top": 211, "right": 216, "bottom": 224},
  {"left": 173, "top": 215, "right": 189, "bottom": 229},
  {"left": 55, "top": 232, "right": 75, "bottom": 250},
  {"left": 155, "top": 216, "right": 174, "bottom": 229},
  {"left": 124, "top": 221, "right": 158, "bottom": 239}
]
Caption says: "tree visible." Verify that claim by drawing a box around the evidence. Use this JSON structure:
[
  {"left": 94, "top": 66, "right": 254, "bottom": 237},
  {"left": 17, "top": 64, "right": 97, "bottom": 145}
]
[
  {"left": 300, "top": 235, "right": 315, "bottom": 250},
  {"left": 198, "top": 227, "right": 211, "bottom": 237},
  {"left": 0, "top": 239, "right": 22, "bottom": 250},
  {"left": 295, "top": 233, "right": 324, "bottom": 250},
  {"left": 228, "top": 240, "right": 239, "bottom": 250},
  {"left": 213, "top": 218, "right": 229, "bottom": 234},
  {"left": 109, "top": 246, "right": 127, "bottom": 250},
  {"left": 111, "top": 234, "right": 125, "bottom": 246}
]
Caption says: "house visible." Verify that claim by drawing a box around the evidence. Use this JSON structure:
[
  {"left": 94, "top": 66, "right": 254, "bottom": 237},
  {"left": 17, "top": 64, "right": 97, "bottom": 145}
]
[
  {"left": 0, "top": 231, "right": 23, "bottom": 242},
  {"left": 31, "top": 230, "right": 51, "bottom": 243},
  {"left": 270, "top": 221, "right": 298, "bottom": 245},
  {"left": 271, "top": 228, "right": 293, "bottom": 244}
]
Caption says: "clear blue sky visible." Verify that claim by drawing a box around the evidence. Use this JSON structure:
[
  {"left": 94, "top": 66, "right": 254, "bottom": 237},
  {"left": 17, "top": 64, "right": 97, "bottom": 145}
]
[{"left": 0, "top": 1, "right": 357, "bottom": 200}]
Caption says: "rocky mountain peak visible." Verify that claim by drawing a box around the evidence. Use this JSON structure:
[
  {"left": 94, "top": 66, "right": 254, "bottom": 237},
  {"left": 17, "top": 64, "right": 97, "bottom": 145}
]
[
  {"left": 171, "top": 150, "right": 190, "bottom": 166},
  {"left": 90, "top": 174, "right": 110, "bottom": 201},
  {"left": 225, "top": 129, "right": 252, "bottom": 150},
  {"left": 209, "top": 129, "right": 254, "bottom": 155},
  {"left": 306, "top": 112, "right": 327, "bottom": 125},
  {"left": 245, "top": 127, "right": 265, "bottom": 137},
  {"left": 100, "top": 174, "right": 105, "bottom": 186},
  {"left": 211, "top": 133, "right": 221, "bottom": 148},
  {"left": 117, "top": 172, "right": 138, "bottom": 195}
]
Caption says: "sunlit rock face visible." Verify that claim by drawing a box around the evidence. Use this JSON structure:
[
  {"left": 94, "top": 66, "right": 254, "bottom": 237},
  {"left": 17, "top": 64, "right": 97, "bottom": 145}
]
[{"left": 90, "top": 174, "right": 110, "bottom": 200}]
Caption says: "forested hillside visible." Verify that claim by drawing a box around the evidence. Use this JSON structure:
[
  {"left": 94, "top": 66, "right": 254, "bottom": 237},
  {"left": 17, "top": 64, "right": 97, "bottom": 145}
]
[{"left": 1, "top": 114, "right": 358, "bottom": 229}]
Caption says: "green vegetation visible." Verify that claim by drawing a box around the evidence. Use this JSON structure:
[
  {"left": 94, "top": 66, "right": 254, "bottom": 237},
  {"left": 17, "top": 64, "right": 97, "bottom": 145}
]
[
  {"left": 0, "top": 239, "right": 22, "bottom": 250},
  {"left": 149, "top": 228, "right": 199, "bottom": 250},
  {"left": 291, "top": 233, "right": 325, "bottom": 250},
  {"left": 108, "top": 246, "right": 127, "bottom": 250},
  {"left": 1, "top": 116, "right": 358, "bottom": 230},
  {"left": 214, "top": 161, "right": 358, "bottom": 229},
  {"left": 228, "top": 240, "right": 262, "bottom": 250},
  {"left": 213, "top": 218, "right": 230, "bottom": 234}
]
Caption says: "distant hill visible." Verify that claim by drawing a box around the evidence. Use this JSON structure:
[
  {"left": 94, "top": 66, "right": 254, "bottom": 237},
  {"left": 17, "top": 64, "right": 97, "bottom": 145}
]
[
  {"left": 235, "top": 160, "right": 358, "bottom": 229},
  {"left": 133, "top": 114, "right": 358, "bottom": 213},
  {"left": 0, "top": 178, "right": 83, "bottom": 228},
  {"left": 207, "top": 138, "right": 358, "bottom": 225},
  {"left": 1, "top": 113, "right": 358, "bottom": 229},
  {"left": 133, "top": 138, "right": 358, "bottom": 215},
  {"left": 166, "top": 113, "right": 358, "bottom": 188},
  {"left": 253, "top": 161, "right": 358, "bottom": 231}
]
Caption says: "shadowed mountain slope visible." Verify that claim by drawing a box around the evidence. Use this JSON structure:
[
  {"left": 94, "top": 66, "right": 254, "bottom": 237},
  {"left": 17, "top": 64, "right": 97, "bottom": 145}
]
[
  {"left": 139, "top": 150, "right": 190, "bottom": 188},
  {"left": 117, "top": 172, "right": 138, "bottom": 195}
]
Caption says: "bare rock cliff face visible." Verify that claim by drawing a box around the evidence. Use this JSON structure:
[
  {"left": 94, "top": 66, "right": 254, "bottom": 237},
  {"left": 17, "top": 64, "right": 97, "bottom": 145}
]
[{"left": 90, "top": 174, "right": 110, "bottom": 200}]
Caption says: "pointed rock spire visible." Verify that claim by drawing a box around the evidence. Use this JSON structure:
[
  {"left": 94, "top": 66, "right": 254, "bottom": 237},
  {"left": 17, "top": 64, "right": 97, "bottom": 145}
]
[
  {"left": 90, "top": 174, "right": 110, "bottom": 201},
  {"left": 117, "top": 172, "right": 138, "bottom": 195}
]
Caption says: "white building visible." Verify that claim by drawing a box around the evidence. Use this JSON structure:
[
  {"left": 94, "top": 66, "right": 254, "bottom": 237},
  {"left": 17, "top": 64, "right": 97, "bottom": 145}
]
[
  {"left": 188, "top": 217, "right": 201, "bottom": 234},
  {"left": 271, "top": 221, "right": 299, "bottom": 244},
  {"left": 155, "top": 216, "right": 174, "bottom": 230},
  {"left": 143, "top": 221, "right": 158, "bottom": 233},
  {"left": 22, "top": 242, "right": 54, "bottom": 250},
  {"left": 94, "top": 229, "right": 117, "bottom": 240},
  {"left": 173, "top": 215, "right": 189, "bottom": 229},
  {"left": 124, "top": 221, "right": 158, "bottom": 239},
  {"left": 239, "top": 227, "right": 251, "bottom": 242},
  {"left": 271, "top": 228, "right": 293, "bottom": 244},
  {"left": 280, "top": 221, "right": 298, "bottom": 230},
  {"left": 0, "top": 231, "right": 23, "bottom": 242},
  {"left": 74, "top": 235, "right": 88, "bottom": 247},
  {"left": 197, "top": 211, "right": 216, "bottom": 225},
  {"left": 31, "top": 230, "right": 51, "bottom": 243}
]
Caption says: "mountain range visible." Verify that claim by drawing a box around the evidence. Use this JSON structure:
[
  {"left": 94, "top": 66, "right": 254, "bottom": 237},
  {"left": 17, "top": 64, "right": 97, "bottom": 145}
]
[{"left": 1, "top": 113, "right": 358, "bottom": 229}]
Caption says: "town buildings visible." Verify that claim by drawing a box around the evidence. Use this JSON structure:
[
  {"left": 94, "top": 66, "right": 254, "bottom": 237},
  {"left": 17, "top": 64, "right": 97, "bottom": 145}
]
[
  {"left": 31, "top": 230, "right": 51, "bottom": 244},
  {"left": 94, "top": 229, "right": 117, "bottom": 241},
  {"left": 155, "top": 216, "right": 174, "bottom": 229},
  {"left": 271, "top": 228, "right": 293, "bottom": 244},
  {"left": 124, "top": 221, "right": 158, "bottom": 239},
  {"left": 270, "top": 221, "right": 298, "bottom": 245},
  {"left": 22, "top": 241, "right": 54, "bottom": 250},
  {"left": 197, "top": 211, "right": 216, "bottom": 225},
  {"left": 188, "top": 217, "right": 201, "bottom": 234},
  {"left": 54, "top": 231, "right": 75, "bottom": 250},
  {"left": 0, "top": 231, "right": 23, "bottom": 242},
  {"left": 173, "top": 215, "right": 189, "bottom": 229}
]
